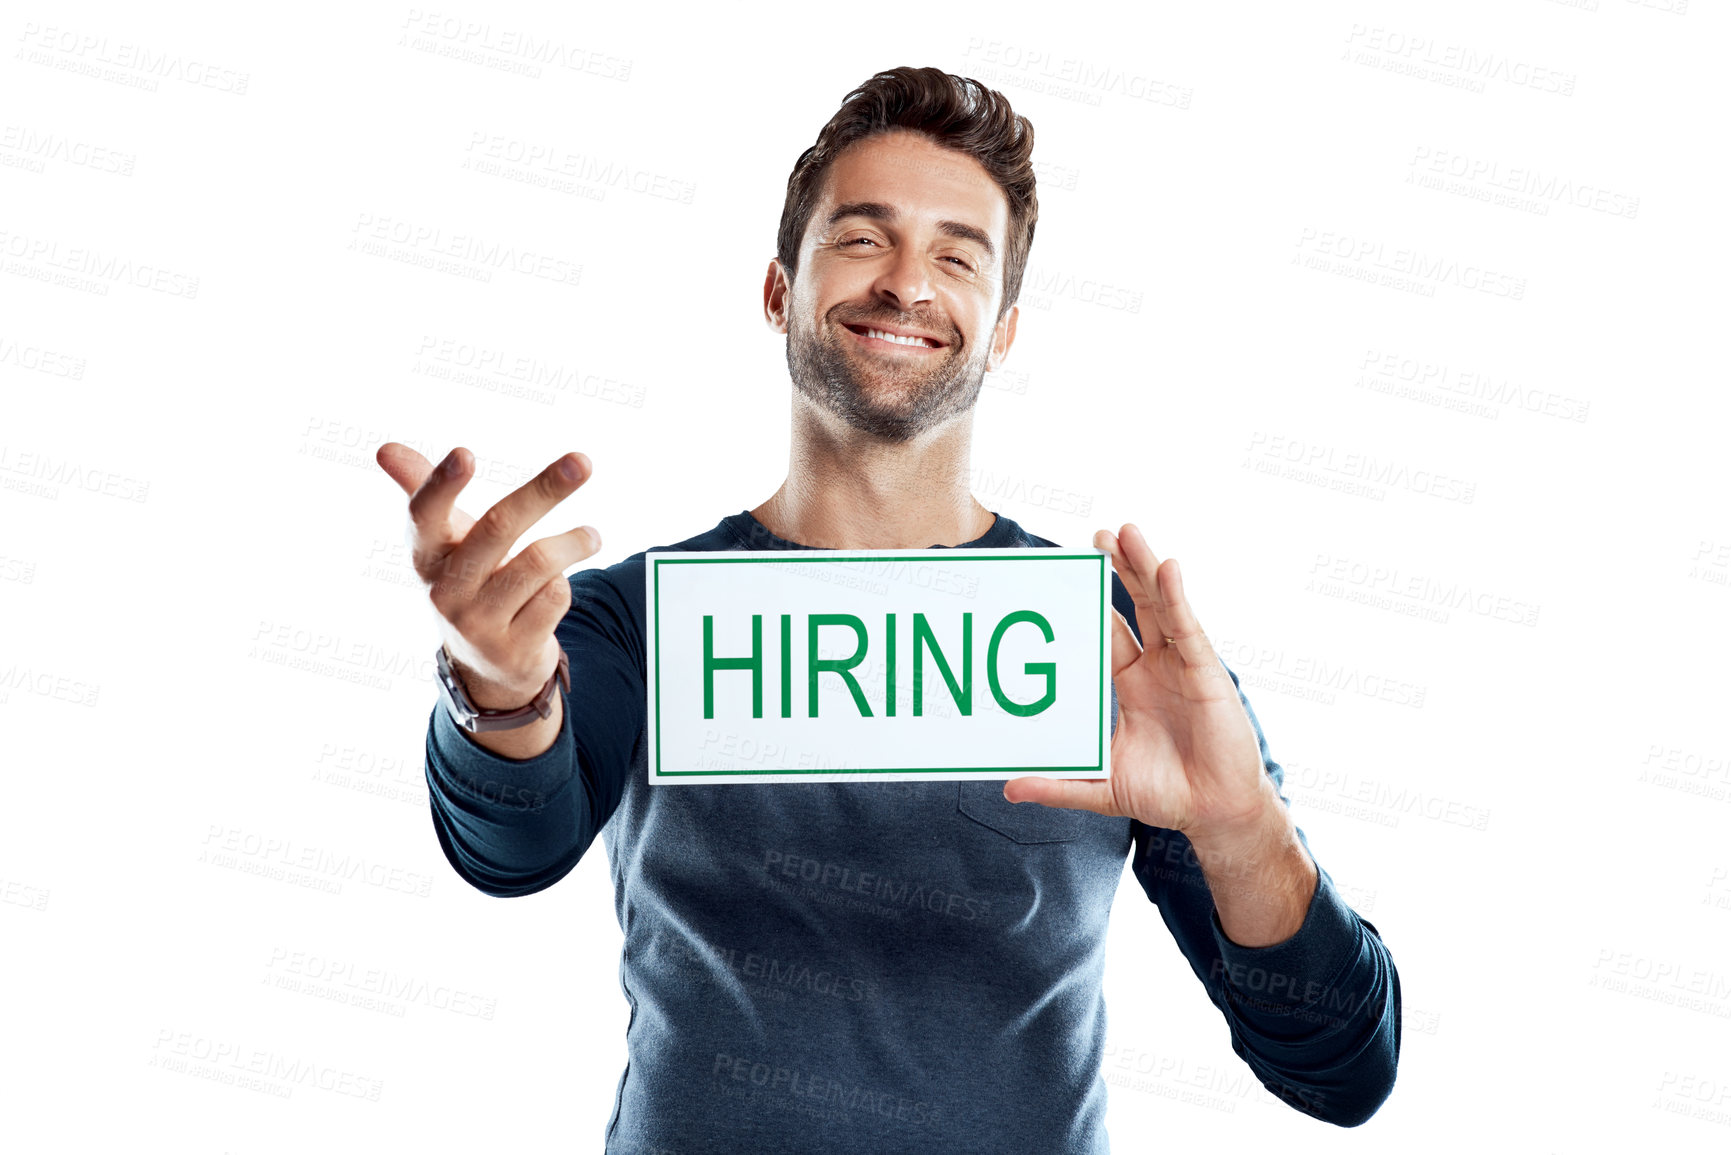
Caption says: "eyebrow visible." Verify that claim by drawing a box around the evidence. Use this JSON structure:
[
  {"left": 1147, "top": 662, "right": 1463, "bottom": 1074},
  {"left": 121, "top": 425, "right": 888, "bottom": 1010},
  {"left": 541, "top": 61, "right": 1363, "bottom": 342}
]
[{"left": 823, "top": 201, "right": 996, "bottom": 262}]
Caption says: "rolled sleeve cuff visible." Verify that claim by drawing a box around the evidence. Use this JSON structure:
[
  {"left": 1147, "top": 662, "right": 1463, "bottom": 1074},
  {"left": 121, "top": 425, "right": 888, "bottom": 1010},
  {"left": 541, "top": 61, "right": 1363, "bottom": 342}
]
[
  {"left": 1209, "top": 868, "right": 1363, "bottom": 1012},
  {"left": 427, "top": 690, "right": 579, "bottom": 803}
]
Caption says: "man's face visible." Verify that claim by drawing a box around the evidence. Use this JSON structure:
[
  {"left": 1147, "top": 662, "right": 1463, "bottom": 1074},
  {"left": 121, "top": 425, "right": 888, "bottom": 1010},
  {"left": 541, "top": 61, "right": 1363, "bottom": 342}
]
[{"left": 769, "top": 129, "right": 1018, "bottom": 443}]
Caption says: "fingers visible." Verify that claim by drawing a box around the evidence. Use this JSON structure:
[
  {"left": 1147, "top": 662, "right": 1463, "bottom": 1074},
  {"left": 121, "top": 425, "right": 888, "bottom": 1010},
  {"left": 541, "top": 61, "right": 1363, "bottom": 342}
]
[
  {"left": 436, "top": 451, "right": 592, "bottom": 624},
  {"left": 405, "top": 445, "right": 473, "bottom": 546},
  {"left": 1101, "top": 525, "right": 1209, "bottom": 668},
  {"left": 1107, "top": 605, "right": 1142, "bottom": 678},
  {"left": 1097, "top": 531, "right": 1150, "bottom": 669},
  {"left": 487, "top": 522, "right": 603, "bottom": 630},
  {"left": 397, "top": 445, "right": 482, "bottom": 587},
  {"left": 1097, "top": 525, "right": 1169, "bottom": 656},
  {"left": 508, "top": 577, "right": 576, "bottom": 659},
  {"left": 375, "top": 441, "right": 434, "bottom": 495},
  {"left": 1151, "top": 554, "right": 1213, "bottom": 671}
]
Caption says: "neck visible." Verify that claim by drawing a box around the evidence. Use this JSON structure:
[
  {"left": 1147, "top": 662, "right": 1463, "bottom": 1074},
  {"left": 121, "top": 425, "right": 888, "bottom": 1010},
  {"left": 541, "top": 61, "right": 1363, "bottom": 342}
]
[{"left": 751, "top": 392, "right": 995, "bottom": 550}]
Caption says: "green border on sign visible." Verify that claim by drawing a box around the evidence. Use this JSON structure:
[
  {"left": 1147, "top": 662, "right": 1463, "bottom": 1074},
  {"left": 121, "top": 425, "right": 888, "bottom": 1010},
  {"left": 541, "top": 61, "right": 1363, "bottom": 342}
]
[{"left": 652, "top": 553, "right": 1105, "bottom": 777}]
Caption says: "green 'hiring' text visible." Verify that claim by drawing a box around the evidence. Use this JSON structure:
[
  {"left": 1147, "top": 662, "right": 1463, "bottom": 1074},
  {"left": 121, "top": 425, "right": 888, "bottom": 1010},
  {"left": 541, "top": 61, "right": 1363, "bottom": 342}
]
[{"left": 700, "top": 611, "right": 1057, "bottom": 720}]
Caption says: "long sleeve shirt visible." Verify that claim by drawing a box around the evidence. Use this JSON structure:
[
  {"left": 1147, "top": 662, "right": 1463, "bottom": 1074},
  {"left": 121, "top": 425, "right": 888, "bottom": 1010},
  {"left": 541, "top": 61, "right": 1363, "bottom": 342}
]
[{"left": 423, "top": 509, "right": 1401, "bottom": 1152}]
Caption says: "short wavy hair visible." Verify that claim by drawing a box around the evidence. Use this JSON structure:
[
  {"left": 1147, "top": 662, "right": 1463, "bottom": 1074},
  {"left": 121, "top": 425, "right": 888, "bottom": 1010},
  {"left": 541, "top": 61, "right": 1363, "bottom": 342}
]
[{"left": 776, "top": 66, "right": 1038, "bottom": 322}]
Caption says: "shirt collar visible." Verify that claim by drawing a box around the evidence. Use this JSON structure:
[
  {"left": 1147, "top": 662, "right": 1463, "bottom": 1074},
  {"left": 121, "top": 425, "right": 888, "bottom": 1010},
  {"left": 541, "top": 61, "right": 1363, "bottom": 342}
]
[{"left": 722, "top": 509, "right": 1022, "bottom": 551}]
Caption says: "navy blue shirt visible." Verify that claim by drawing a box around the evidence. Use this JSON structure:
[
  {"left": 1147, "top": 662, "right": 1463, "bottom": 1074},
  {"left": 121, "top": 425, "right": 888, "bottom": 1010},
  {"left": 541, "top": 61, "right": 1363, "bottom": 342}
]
[{"left": 423, "top": 510, "right": 1401, "bottom": 1151}]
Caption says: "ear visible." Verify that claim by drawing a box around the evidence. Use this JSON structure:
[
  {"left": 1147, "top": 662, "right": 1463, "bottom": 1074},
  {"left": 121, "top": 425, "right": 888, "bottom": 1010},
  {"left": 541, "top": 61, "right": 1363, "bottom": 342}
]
[
  {"left": 764, "top": 259, "right": 792, "bottom": 334},
  {"left": 985, "top": 302, "right": 1019, "bottom": 373}
]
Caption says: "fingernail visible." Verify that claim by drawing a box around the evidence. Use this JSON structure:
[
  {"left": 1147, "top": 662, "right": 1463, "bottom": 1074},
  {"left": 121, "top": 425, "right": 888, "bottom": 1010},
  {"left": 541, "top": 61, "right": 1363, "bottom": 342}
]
[{"left": 560, "top": 454, "right": 581, "bottom": 481}]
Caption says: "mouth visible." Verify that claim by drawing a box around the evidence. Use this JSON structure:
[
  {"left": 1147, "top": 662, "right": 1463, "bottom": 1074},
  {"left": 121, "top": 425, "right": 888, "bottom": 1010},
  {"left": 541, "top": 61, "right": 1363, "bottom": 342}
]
[{"left": 840, "top": 322, "right": 948, "bottom": 353}]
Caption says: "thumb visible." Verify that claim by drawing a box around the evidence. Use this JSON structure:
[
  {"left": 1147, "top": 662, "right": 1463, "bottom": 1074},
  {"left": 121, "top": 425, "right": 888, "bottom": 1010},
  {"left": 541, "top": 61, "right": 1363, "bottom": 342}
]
[{"left": 1002, "top": 775, "right": 1119, "bottom": 817}]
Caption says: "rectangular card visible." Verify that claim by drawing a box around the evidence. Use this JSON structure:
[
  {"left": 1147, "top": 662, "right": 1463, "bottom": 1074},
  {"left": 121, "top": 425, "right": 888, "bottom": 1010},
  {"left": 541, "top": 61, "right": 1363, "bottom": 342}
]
[{"left": 644, "top": 547, "right": 1111, "bottom": 785}]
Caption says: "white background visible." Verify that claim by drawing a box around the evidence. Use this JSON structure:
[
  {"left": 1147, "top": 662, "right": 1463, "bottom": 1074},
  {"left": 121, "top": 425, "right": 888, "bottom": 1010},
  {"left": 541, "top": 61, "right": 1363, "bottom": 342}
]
[{"left": 3, "top": 1, "right": 1727, "bottom": 1151}]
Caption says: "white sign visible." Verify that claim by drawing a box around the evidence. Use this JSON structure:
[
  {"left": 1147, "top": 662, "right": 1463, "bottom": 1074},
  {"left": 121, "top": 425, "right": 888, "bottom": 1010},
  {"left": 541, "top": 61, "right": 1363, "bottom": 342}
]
[{"left": 644, "top": 547, "right": 1112, "bottom": 785}]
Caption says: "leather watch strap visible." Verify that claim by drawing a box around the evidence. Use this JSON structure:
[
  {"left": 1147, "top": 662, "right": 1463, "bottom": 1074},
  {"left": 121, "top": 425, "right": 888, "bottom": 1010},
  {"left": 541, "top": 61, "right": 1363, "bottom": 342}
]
[{"left": 435, "top": 645, "right": 571, "bottom": 733}]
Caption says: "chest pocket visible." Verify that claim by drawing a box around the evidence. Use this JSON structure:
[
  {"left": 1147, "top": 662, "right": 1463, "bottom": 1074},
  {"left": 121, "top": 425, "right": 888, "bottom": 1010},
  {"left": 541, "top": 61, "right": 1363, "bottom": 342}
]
[
  {"left": 955, "top": 677, "right": 1115, "bottom": 844},
  {"left": 956, "top": 781, "right": 1085, "bottom": 844}
]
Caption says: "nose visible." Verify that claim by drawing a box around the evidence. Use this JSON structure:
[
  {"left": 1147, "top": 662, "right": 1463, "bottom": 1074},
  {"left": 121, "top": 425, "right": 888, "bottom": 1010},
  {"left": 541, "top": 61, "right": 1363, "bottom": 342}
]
[{"left": 871, "top": 241, "right": 936, "bottom": 311}]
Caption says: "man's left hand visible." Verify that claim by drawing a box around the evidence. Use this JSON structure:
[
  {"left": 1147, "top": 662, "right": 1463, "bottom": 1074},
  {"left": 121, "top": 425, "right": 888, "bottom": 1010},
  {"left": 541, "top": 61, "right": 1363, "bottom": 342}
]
[{"left": 1002, "top": 523, "right": 1277, "bottom": 846}]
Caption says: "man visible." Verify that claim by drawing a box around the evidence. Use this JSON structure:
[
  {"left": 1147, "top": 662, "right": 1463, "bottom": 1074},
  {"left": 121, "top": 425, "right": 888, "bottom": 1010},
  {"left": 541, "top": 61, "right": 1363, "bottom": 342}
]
[{"left": 377, "top": 65, "right": 1400, "bottom": 1152}]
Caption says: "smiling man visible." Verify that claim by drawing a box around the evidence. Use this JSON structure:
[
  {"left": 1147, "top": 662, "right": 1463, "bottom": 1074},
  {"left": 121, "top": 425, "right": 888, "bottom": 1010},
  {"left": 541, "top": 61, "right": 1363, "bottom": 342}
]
[{"left": 384, "top": 65, "right": 1401, "bottom": 1153}]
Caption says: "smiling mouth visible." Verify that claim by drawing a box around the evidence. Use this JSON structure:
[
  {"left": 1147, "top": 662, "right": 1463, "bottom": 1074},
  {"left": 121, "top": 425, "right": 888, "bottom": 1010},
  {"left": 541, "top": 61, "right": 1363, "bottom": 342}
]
[{"left": 841, "top": 323, "right": 947, "bottom": 352}]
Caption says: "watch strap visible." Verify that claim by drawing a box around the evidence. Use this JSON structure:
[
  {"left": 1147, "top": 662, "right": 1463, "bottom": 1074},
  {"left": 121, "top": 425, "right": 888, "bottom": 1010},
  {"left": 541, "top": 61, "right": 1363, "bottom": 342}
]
[{"left": 436, "top": 645, "right": 570, "bottom": 733}]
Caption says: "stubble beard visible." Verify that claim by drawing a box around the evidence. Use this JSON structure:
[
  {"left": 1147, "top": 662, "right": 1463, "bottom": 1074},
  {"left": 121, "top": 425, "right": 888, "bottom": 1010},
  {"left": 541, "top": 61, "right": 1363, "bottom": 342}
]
[{"left": 786, "top": 308, "right": 989, "bottom": 443}]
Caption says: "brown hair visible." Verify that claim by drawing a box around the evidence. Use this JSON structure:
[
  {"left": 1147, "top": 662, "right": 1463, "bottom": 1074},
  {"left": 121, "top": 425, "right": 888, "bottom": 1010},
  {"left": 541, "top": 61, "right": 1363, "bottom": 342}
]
[{"left": 776, "top": 66, "right": 1038, "bottom": 322}]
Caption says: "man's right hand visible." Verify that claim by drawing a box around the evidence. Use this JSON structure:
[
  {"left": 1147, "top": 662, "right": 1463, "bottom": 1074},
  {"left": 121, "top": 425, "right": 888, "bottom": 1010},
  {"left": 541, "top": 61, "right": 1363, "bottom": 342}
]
[{"left": 375, "top": 443, "right": 601, "bottom": 712}]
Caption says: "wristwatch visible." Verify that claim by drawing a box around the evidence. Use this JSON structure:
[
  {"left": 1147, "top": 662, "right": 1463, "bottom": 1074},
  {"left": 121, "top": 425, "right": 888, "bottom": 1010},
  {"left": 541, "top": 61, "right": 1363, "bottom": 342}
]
[{"left": 435, "top": 645, "right": 570, "bottom": 733}]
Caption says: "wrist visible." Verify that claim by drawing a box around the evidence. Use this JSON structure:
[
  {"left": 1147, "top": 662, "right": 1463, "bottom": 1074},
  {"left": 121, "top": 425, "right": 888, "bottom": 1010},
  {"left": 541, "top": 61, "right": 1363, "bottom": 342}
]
[
  {"left": 465, "top": 675, "right": 544, "bottom": 712},
  {"left": 1186, "top": 795, "right": 1318, "bottom": 947},
  {"left": 1184, "top": 791, "right": 1305, "bottom": 894},
  {"left": 444, "top": 650, "right": 543, "bottom": 711}
]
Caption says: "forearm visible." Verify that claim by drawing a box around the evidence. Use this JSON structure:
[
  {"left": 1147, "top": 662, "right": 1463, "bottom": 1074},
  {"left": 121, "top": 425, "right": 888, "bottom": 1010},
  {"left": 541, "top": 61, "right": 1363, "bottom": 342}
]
[
  {"left": 1188, "top": 794, "right": 1319, "bottom": 948},
  {"left": 1128, "top": 649, "right": 1401, "bottom": 1125},
  {"left": 419, "top": 568, "right": 642, "bottom": 897},
  {"left": 1206, "top": 869, "right": 1402, "bottom": 1127},
  {"left": 423, "top": 696, "right": 592, "bottom": 897}
]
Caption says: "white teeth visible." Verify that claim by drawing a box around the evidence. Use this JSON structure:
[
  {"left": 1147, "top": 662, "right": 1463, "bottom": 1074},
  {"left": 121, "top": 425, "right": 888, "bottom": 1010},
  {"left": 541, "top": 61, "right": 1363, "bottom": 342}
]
[{"left": 864, "top": 327, "right": 935, "bottom": 348}]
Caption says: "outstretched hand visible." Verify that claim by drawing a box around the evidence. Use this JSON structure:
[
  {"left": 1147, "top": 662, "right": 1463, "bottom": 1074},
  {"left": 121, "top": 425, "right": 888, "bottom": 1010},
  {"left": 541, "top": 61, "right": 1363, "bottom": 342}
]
[{"left": 1002, "top": 524, "right": 1277, "bottom": 845}]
